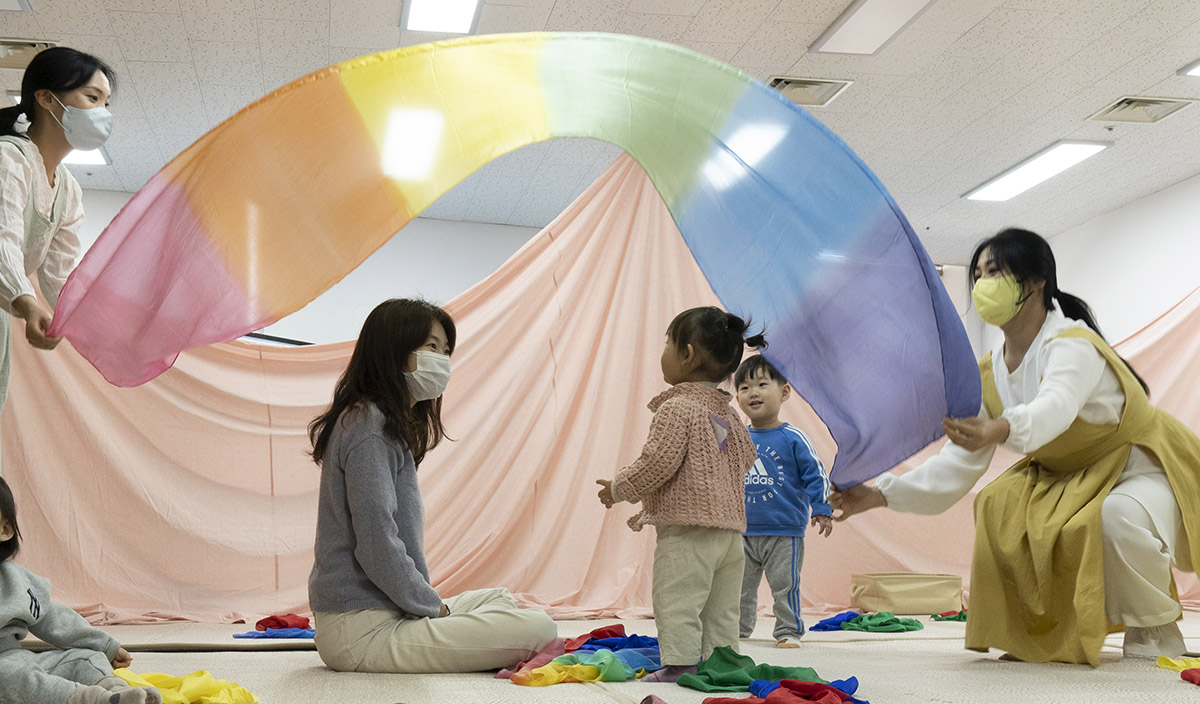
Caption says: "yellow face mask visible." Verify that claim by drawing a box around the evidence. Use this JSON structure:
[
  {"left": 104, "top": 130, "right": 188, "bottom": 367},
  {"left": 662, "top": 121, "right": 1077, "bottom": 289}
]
[{"left": 972, "top": 275, "right": 1028, "bottom": 326}]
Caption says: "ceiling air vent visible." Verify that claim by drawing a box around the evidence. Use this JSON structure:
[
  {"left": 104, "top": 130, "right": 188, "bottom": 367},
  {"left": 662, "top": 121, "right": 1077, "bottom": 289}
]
[
  {"left": 768, "top": 76, "right": 853, "bottom": 107},
  {"left": 1089, "top": 96, "right": 1195, "bottom": 124},
  {"left": 0, "top": 39, "right": 56, "bottom": 71}
]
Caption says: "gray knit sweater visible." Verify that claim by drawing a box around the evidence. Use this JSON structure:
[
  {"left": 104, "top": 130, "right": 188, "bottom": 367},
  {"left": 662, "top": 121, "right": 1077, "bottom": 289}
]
[{"left": 307, "top": 403, "right": 443, "bottom": 618}]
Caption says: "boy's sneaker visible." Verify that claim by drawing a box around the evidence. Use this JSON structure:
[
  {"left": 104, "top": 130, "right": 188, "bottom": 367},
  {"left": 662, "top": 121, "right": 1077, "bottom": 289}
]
[{"left": 775, "top": 637, "right": 800, "bottom": 649}]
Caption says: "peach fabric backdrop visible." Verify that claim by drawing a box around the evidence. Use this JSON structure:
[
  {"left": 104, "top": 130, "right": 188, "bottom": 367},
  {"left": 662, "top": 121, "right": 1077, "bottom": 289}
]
[{"left": 3, "top": 154, "right": 1197, "bottom": 623}]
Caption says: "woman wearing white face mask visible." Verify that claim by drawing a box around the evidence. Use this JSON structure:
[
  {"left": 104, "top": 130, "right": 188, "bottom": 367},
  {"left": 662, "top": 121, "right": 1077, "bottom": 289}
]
[
  {"left": 832, "top": 228, "right": 1200, "bottom": 666},
  {"left": 0, "top": 47, "right": 114, "bottom": 438},
  {"left": 306, "top": 298, "right": 555, "bottom": 673}
]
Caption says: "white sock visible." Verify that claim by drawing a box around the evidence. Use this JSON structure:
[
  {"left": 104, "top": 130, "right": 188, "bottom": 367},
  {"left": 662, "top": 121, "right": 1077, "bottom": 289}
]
[{"left": 69, "top": 683, "right": 163, "bottom": 704}]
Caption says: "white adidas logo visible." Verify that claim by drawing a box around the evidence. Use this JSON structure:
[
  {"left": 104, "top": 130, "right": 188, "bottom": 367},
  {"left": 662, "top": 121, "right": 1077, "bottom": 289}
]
[{"left": 745, "top": 458, "right": 775, "bottom": 486}]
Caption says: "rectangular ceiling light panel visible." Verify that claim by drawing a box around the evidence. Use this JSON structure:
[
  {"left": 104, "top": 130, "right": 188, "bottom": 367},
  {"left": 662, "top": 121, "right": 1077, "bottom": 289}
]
[
  {"left": 402, "top": 0, "right": 481, "bottom": 34},
  {"left": 964, "top": 141, "right": 1109, "bottom": 202},
  {"left": 810, "top": 0, "right": 936, "bottom": 55}
]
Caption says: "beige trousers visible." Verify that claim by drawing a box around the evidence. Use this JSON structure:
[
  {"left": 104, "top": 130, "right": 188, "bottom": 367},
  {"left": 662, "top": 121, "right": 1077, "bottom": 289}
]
[
  {"left": 1101, "top": 450, "right": 1188, "bottom": 628},
  {"left": 653, "top": 524, "right": 744, "bottom": 666},
  {"left": 313, "top": 587, "right": 556, "bottom": 673}
]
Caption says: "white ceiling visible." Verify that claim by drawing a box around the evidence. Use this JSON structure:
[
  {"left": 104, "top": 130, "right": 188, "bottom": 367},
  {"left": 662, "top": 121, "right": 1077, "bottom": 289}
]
[{"left": 3, "top": 0, "right": 1200, "bottom": 263}]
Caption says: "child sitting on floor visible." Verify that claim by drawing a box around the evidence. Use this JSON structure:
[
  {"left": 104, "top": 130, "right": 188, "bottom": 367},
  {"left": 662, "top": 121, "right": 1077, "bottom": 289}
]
[
  {"left": 597, "top": 306, "right": 763, "bottom": 681},
  {"left": 734, "top": 355, "right": 832, "bottom": 648},
  {"left": 0, "top": 476, "right": 161, "bottom": 704}
]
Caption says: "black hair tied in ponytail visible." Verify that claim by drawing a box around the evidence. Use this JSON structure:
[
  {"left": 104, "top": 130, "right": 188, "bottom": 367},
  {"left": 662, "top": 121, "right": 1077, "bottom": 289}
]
[{"left": 668, "top": 306, "right": 767, "bottom": 380}]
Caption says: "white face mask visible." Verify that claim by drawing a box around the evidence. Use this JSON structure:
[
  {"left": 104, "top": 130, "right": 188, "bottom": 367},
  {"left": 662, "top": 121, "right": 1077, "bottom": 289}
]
[
  {"left": 51, "top": 94, "right": 113, "bottom": 151},
  {"left": 404, "top": 350, "right": 451, "bottom": 401}
]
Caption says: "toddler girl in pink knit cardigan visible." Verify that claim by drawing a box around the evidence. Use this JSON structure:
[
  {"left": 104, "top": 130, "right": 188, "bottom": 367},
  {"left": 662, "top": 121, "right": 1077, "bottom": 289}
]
[{"left": 597, "top": 306, "right": 764, "bottom": 682}]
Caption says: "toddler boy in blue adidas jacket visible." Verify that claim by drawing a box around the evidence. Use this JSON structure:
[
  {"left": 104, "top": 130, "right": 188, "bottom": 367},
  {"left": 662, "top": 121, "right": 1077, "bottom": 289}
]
[{"left": 734, "top": 355, "right": 832, "bottom": 648}]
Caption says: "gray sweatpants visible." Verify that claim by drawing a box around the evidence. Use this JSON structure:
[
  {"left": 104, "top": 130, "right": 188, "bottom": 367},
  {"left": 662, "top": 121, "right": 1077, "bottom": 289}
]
[
  {"left": 0, "top": 647, "right": 111, "bottom": 704},
  {"left": 740, "top": 534, "right": 806, "bottom": 640}
]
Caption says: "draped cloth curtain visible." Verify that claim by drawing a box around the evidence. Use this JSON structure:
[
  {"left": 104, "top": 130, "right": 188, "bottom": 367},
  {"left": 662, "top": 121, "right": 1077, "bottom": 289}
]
[{"left": 5, "top": 154, "right": 1198, "bottom": 622}]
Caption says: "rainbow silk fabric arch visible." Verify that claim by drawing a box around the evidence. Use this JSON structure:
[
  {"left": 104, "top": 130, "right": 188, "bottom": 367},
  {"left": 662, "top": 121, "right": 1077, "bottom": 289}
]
[{"left": 47, "top": 32, "right": 979, "bottom": 487}]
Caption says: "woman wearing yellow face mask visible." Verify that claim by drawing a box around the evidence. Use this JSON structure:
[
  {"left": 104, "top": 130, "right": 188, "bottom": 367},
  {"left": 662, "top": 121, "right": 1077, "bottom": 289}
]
[{"left": 833, "top": 228, "right": 1200, "bottom": 666}]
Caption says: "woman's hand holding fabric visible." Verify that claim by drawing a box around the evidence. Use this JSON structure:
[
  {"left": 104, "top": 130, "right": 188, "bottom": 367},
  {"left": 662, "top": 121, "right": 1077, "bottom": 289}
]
[
  {"left": 942, "top": 416, "right": 1009, "bottom": 452},
  {"left": 831, "top": 484, "right": 887, "bottom": 521},
  {"left": 13, "top": 294, "right": 60, "bottom": 350}
]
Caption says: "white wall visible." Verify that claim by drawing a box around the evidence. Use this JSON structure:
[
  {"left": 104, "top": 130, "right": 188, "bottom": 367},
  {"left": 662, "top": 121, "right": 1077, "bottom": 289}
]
[
  {"left": 259, "top": 218, "right": 538, "bottom": 343},
  {"left": 1050, "top": 171, "right": 1200, "bottom": 343},
  {"left": 78, "top": 190, "right": 539, "bottom": 344}
]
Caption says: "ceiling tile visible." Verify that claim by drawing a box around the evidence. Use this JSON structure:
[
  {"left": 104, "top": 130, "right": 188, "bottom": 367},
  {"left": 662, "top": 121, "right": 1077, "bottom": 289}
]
[
  {"left": 104, "top": 0, "right": 180, "bottom": 12},
  {"left": 1138, "top": 0, "right": 1200, "bottom": 21},
  {"left": 539, "top": 138, "right": 619, "bottom": 166},
  {"left": 103, "top": 115, "right": 165, "bottom": 189},
  {"left": 330, "top": 0, "right": 400, "bottom": 48},
  {"left": 126, "top": 60, "right": 209, "bottom": 135},
  {"left": 463, "top": 173, "right": 525, "bottom": 224},
  {"left": 768, "top": 0, "right": 847, "bottom": 25},
  {"left": 329, "top": 46, "right": 382, "bottom": 64},
  {"left": 110, "top": 10, "right": 191, "bottom": 62},
  {"left": 681, "top": 0, "right": 778, "bottom": 44},
  {"left": 483, "top": 0, "right": 554, "bottom": 7},
  {"left": 545, "top": 0, "right": 625, "bottom": 32},
  {"left": 975, "top": 37, "right": 1089, "bottom": 84},
  {"left": 627, "top": 0, "right": 706, "bottom": 16},
  {"left": 678, "top": 40, "right": 743, "bottom": 63},
  {"left": 1148, "top": 74, "right": 1200, "bottom": 100},
  {"left": 617, "top": 12, "right": 693, "bottom": 44},
  {"left": 179, "top": 0, "right": 258, "bottom": 42},
  {"left": 200, "top": 81, "right": 265, "bottom": 124},
  {"left": 31, "top": 0, "right": 114, "bottom": 35},
  {"left": 1166, "top": 18, "right": 1200, "bottom": 47},
  {"left": 399, "top": 30, "right": 461, "bottom": 47},
  {"left": 261, "top": 64, "right": 321, "bottom": 92},
  {"left": 189, "top": 40, "right": 263, "bottom": 86},
  {"left": 476, "top": 3, "right": 552, "bottom": 34},
  {"left": 945, "top": 8, "right": 1061, "bottom": 59},
  {"left": 154, "top": 126, "right": 209, "bottom": 161},
  {"left": 731, "top": 22, "right": 823, "bottom": 69},
  {"left": 1072, "top": 16, "right": 1187, "bottom": 67},
  {"left": 255, "top": 0, "right": 329, "bottom": 23},
  {"left": 257, "top": 18, "right": 329, "bottom": 68},
  {"left": 914, "top": 1, "right": 1000, "bottom": 35},
  {"left": 1033, "top": 0, "right": 1142, "bottom": 41},
  {"left": 0, "top": 8, "right": 45, "bottom": 36}
]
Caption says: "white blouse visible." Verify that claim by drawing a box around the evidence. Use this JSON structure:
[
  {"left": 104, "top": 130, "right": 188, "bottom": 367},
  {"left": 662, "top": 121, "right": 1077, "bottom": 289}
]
[
  {"left": 0, "top": 138, "right": 84, "bottom": 315},
  {"left": 875, "top": 309, "right": 1135, "bottom": 515}
]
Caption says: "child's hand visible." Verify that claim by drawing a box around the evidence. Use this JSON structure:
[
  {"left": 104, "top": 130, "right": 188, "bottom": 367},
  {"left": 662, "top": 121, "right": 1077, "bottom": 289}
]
[
  {"left": 811, "top": 514, "right": 833, "bottom": 537},
  {"left": 596, "top": 479, "right": 616, "bottom": 508},
  {"left": 111, "top": 647, "right": 132, "bottom": 669}
]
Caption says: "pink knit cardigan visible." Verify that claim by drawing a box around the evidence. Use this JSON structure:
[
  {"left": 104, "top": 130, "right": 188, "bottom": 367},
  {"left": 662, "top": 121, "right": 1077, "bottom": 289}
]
[{"left": 613, "top": 382, "right": 755, "bottom": 532}]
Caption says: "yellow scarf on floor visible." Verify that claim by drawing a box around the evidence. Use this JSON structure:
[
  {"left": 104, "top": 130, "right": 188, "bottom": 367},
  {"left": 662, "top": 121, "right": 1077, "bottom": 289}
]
[{"left": 115, "top": 668, "right": 258, "bottom": 704}]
